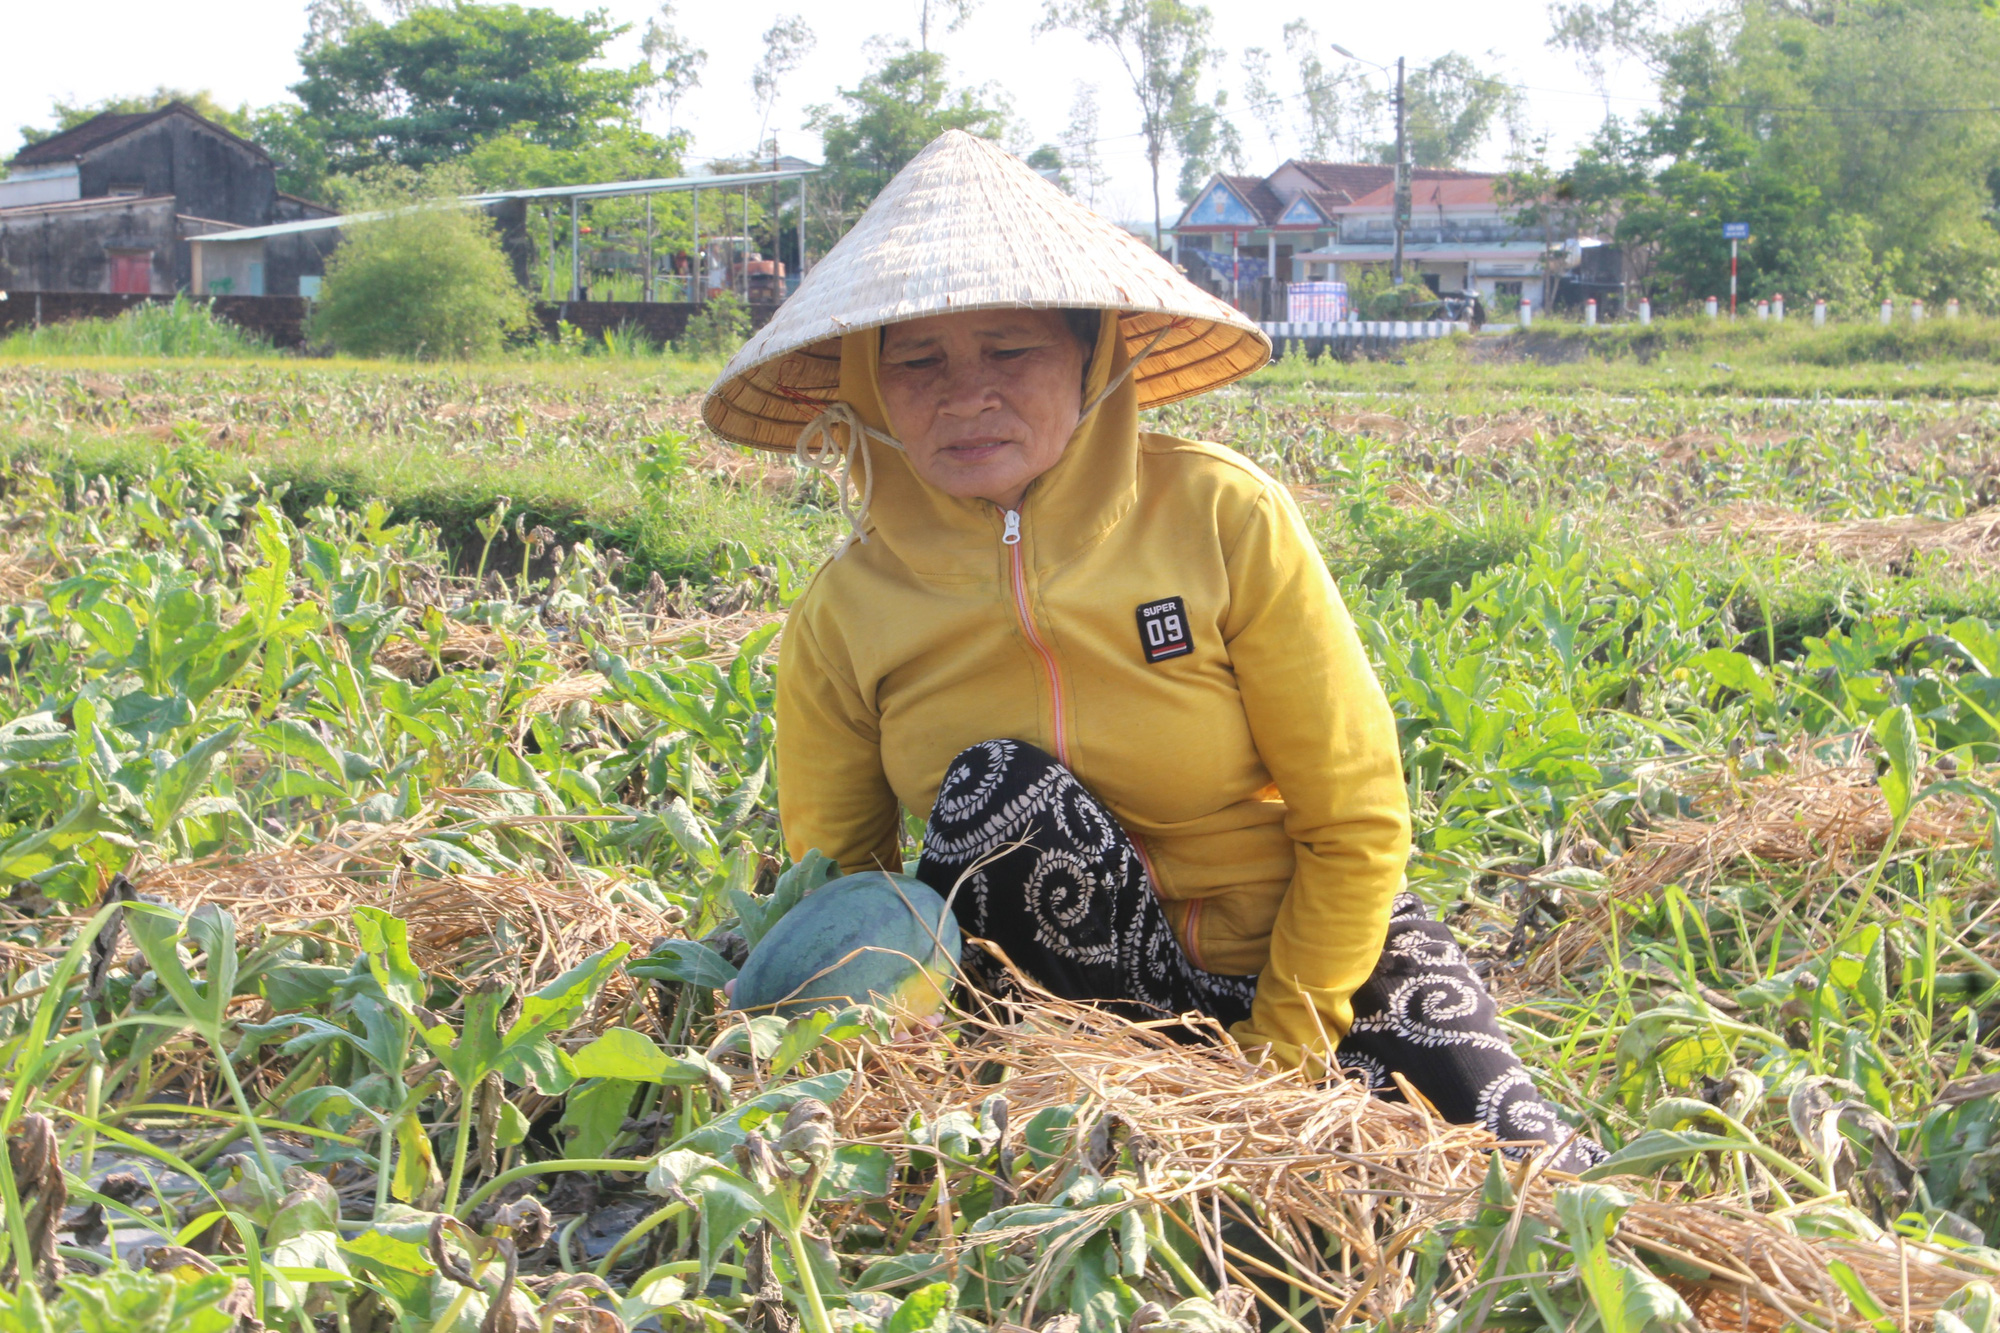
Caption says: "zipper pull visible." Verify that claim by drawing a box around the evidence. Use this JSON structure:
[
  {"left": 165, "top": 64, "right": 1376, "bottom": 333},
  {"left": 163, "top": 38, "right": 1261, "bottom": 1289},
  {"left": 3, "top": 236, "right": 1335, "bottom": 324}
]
[{"left": 1001, "top": 509, "right": 1022, "bottom": 546}]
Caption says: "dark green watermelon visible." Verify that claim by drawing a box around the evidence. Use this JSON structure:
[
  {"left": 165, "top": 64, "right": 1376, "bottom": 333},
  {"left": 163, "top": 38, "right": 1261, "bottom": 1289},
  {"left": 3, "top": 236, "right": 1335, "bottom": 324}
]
[{"left": 731, "top": 871, "right": 961, "bottom": 1019}]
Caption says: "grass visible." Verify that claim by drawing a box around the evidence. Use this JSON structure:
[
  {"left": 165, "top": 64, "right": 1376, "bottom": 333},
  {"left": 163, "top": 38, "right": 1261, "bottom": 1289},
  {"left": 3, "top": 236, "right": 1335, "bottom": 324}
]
[
  {"left": 1254, "top": 314, "right": 2000, "bottom": 399},
  {"left": 0, "top": 295, "right": 273, "bottom": 358},
  {"left": 3, "top": 351, "right": 2000, "bottom": 1328}
]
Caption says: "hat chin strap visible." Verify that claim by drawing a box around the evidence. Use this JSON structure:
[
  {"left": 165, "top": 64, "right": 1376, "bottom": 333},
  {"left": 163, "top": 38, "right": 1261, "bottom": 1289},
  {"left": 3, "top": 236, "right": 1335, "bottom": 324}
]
[{"left": 793, "top": 320, "right": 1176, "bottom": 558}]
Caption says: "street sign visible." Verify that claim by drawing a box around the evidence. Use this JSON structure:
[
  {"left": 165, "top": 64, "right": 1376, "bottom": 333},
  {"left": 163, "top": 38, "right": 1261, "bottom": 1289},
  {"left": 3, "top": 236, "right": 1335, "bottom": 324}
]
[{"left": 1722, "top": 221, "right": 1750, "bottom": 240}]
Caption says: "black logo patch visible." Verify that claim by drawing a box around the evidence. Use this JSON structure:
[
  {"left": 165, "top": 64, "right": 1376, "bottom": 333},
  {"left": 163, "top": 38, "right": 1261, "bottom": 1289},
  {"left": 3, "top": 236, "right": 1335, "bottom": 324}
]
[{"left": 1136, "top": 596, "right": 1193, "bottom": 663}]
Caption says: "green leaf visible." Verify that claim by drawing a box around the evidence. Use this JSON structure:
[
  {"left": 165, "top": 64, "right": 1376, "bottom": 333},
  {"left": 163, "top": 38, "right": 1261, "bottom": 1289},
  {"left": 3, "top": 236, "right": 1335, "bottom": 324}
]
[
  {"left": 560, "top": 1078, "right": 638, "bottom": 1159},
  {"left": 1068, "top": 1232, "right": 1140, "bottom": 1333},
  {"left": 351, "top": 907, "right": 425, "bottom": 1013},
  {"left": 505, "top": 945, "right": 630, "bottom": 1048},
  {"left": 769, "top": 1010, "right": 835, "bottom": 1079},
  {"left": 1580, "top": 1128, "right": 1761, "bottom": 1180},
  {"left": 820, "top": 1144, "right": 893, "bottom": 1201},
  {"left": 1873, "top": 704, "right": 1921, "bottom": 828},
  {"left": 148, "top": 724, "right": 243, "bottom": 835},
  {"left": 572, "top": 1027, "right": 675, "bottom": 1081},
  {"left": 627, "top": 939, "right": 738, "bottom": 989},
  {"left": 672, "top": 1071, "right": 854, "bottom": 1154},
  {"left": 392, "top": 1112, "right": 440, "bottom": 1206},
  {"left": 885, "top": 1282, "right": 956, "bottom": 1333},
  {"left": 1555, "top": 1183, "right": 1641, "bottom": 1333}
]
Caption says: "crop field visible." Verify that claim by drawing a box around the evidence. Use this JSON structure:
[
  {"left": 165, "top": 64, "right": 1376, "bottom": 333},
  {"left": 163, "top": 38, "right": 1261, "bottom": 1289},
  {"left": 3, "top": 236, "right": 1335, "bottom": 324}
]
[{"left": 2, "top": 349, "right": 2000, "bottom": 1331}]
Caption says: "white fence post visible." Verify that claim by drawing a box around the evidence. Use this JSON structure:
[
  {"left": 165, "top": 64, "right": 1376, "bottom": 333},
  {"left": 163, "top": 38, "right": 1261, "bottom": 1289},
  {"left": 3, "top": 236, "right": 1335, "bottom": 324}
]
[
  {"left": 1948, "top": 298, "right": 1961, "bottom": 319},
  {"left": 1773, "top": 293, "right": 1785, "bottom": 321},
  {"left": 1705, "top": 296, "right": 1719, "bottom": 319},
  {"left": 1638, "top": 298, "right": 1652, "bottom": 325},
  {"left": 1756, "top": 299, "right": 1769, "bottom": 321},
  {"left": 1880, "top": 298, "right": 1894, "bottom": 326},
  {"left": 1814, "top": 298, "right": 1827, "bottom": 326},
  {"left": 1913, "top": 299, "right": 1925, "bottom": 323},
  {"left": 1584, "top": 298, "right": 1597, "bottom": 326},
  {"left": 1519, "top": 298, "right": 1532, "bottom": 329}
]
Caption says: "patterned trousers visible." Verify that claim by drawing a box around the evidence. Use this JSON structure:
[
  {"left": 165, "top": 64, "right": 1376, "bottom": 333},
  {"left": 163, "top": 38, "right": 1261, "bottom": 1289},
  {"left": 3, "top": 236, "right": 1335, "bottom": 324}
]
[{"left": 916, "top": 739, "right": 1604, "bottom": 1172}]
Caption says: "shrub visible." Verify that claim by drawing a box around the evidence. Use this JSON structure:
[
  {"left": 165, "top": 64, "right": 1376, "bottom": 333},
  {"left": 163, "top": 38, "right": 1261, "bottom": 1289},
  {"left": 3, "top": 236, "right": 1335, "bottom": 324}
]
[
  {"left": 308, "top": 204, "right": 530, "bottom": 359},
  {"left": 0, "top": 296, "right": 267, "bottom": 358},
  {"left": 676, "top": 291, "right": 751, "bottom": 359}
]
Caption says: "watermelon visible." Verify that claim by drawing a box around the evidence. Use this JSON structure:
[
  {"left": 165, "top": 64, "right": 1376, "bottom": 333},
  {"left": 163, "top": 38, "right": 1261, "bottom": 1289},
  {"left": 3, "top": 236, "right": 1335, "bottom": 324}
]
[{"left": 731, "top": 871, "right": 961, "bottom": 1019}]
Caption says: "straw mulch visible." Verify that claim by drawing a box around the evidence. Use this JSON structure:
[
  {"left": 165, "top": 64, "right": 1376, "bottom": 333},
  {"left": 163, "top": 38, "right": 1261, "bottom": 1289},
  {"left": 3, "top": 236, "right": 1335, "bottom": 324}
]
[
  {"left": 133, "top": 820, "right": 682, "bottom": 997},
  {"left": 378, "top": 608, "right": 783, "bottom": 684},
  {"left": 1609, "top": 747, "right": 1989, "bottom": 903},
  {"left": 832, "top": 1003, "right": 1995, "bottom": 1330},
  {"left": 1524, "top": 742, "right": 1990, "bottom": 986},
  {"left": 1670, "top": 502, "right": 2000, "bottom": 570}
]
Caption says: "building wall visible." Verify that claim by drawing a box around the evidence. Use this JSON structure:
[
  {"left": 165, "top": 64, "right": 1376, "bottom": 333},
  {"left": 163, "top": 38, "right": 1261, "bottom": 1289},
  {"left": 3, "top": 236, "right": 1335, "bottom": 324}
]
[
  {"left": 76, "top": 118, "right": 276, "bottom": 290},
  {"left": 0, "top": 197, "right": 179, "bottom": 293}
]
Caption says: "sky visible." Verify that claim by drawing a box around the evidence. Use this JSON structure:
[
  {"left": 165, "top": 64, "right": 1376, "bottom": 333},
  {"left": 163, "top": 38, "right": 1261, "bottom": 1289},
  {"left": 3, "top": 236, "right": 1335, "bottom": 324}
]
[{"left": 0, "top": 0, "right": 1675, "bottom": 225}]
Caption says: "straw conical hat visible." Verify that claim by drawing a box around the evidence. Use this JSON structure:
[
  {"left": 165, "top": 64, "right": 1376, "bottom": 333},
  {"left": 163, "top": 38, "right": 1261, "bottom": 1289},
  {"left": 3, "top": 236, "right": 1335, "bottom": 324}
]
[{"left": 702, "top": 130, "right": 1270, "bottom": 450}]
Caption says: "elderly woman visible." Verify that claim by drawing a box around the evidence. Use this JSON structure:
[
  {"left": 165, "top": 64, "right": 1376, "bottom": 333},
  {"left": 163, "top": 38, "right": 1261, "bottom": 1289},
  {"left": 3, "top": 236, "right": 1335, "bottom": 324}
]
[{"left": 704, "top": 133, "right": 1598, "bottom": 1170}]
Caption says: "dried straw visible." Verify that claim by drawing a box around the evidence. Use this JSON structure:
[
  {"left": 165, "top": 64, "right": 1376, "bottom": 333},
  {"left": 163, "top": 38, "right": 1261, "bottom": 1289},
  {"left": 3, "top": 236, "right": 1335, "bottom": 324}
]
[
  {"left": 133, "top": 820, "right": 681, "bottom": 995},
  {"left": 1610, "top": 746, "right": 1989, "bottom": 902},
  {"left": 1671, "top": 502, "right": 2000, "bottom": 570},
  {"left": 826, "top": 1001, "right": 1997, "bottom": 1329}
]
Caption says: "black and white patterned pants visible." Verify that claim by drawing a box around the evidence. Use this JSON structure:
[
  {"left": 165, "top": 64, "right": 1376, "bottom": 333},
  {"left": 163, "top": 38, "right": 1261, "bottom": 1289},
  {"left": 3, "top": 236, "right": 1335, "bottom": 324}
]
[{"left": 916, "top": 739, "right": 1604, "bottom": 1172}]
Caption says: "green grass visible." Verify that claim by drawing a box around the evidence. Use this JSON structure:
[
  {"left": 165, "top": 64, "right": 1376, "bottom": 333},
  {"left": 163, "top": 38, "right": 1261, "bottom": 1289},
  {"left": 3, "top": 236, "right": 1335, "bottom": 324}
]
[
  {"left": 1250, "top": 314, "right": 2000, "bottom": 399},
  {"left": 0, "top": 295, "right": 273, "bottom": 358}
]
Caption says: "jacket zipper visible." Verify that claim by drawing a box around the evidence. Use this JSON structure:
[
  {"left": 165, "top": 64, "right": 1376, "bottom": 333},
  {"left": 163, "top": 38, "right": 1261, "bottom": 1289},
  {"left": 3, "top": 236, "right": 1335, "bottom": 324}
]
[{"left": 1002, "top": 508, "right": 1069, "bottom": 766}]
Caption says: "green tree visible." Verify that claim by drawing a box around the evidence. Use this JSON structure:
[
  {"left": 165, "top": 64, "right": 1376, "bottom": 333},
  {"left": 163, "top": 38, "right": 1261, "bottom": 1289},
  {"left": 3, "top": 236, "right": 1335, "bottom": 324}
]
[
  {"left": 641, "top": 2, "right": 708, "bottom": 133},
  {"left": 292, "top": 3, "right": 655, "bottom": 174},
  {"left": 806, "top": 47, "right": 1011, "bottom": 237},
  {"left": 1038, "top": 0, "right": 1220, "bottom": 249},
  {"left": 1371, "top": 53, "right": 1523, "bottom": 169},
  {"left": 309, "top": 192, "right": 531, "bottom": 359},
  {"left": 1547, "top": 0, "right": 2000, "bottom": 310}
]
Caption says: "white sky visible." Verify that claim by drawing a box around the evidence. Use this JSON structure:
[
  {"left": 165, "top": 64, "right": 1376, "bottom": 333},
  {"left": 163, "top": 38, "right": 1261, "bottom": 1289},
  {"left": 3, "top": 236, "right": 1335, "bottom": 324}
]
[{"left": 2, "top": 0, "right": 1670, "bottom": 224}]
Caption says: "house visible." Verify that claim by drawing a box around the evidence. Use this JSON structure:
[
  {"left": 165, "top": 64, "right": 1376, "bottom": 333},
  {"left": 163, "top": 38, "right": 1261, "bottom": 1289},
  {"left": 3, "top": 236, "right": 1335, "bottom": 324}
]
[
  {"left": 1172, "top": 160, "right": 1566, "bottom": 313},
  {"left": 0, "top": 102, "right": 334, "bottom": 295}
]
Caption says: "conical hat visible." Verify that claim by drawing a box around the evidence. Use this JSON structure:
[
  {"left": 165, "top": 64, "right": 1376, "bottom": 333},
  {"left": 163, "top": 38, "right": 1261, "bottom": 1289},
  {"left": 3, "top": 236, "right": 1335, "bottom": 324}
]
[{"left": 702, "top": 130, "right": 1270, "bottom": 451}]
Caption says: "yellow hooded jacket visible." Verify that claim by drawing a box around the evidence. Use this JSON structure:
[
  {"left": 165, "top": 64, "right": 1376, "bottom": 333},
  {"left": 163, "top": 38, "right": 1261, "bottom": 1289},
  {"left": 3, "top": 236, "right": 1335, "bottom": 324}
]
[{"left": 774, "top": 312, "right": 1411, "bottom": 1066}]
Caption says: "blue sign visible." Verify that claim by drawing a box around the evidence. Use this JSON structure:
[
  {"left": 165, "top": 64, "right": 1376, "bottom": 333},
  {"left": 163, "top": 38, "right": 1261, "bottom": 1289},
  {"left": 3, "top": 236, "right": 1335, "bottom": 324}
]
[{"left": 1722, "top": 221, "right": 1750, "bottom": 240}]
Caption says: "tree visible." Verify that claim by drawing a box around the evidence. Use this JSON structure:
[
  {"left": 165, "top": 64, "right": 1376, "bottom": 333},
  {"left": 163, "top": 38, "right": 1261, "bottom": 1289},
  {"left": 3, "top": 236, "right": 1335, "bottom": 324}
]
[
  {"left": 1370, "top": 53, "right": 1523, "bottom": 169},
  {"left": 1038, "top": 0, "right": 1220, "bottom": 249},
  {"left": 1286, "top": 21, "right": 1367, "bottom": 161},
  {"left": 1060, "top": 82, "right": 1110, "bottom": 208},
  {"left": 1546, "top": 0, "right": 2000, "bottom": 310},
  {"left": 292, "top": 3, "right": 655, "bottom": 173},
  {"left": 919, "top": 0, "right": 979, "bottom": 52},
  {"left": 752, "top": 15, "right": 817, "bottom": 150},
  {"left": 641, "top": 3, "right": 707, "bottom": 134},
  {"left": 1172, "top": 91, "right": 1241, "bottom": 202},
  {"left": 17, "top": 89, "right": 255, "bottom": 147},
  {"left": 301, "top": 0, "right": 372, "bottom": 55},
  {"left": 806, "top": 46, "right": 1011, "bottom": 237},
  {"left": 1239, "top": 48, "right": 1283, "bottom": 161},
  {"left": 309, "top": 191, "right": 530, "bottom": 359}
]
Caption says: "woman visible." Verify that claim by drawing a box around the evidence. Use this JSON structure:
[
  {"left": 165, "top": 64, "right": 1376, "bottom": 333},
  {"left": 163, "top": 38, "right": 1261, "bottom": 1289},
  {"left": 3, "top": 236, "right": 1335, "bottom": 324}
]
[{"left": 704, "top": 133, "right": 1599, "bottom": 1171}]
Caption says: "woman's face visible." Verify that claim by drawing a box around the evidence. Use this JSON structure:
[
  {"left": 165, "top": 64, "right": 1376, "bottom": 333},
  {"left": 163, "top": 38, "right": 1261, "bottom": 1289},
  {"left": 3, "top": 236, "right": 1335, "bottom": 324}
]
[{"left": 877, "top": 308, "right": 1089, "bottom": 512}]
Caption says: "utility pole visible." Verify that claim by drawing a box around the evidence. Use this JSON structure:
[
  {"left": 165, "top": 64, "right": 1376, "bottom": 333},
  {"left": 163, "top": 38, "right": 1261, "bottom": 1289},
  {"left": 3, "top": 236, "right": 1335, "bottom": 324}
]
[
  {"left": 1330, "top": 44, "right": 1411, "bottom": 287},
  {"left": 1392, "top": 55, "right": 1409, "bottom": 287}
]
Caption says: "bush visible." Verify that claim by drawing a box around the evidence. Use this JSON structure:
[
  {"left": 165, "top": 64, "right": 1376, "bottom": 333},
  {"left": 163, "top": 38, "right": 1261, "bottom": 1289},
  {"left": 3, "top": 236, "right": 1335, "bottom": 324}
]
[
  {"left": 308, "top": 205, "right": 530, "bottom": 359},
  {"left": 676, "top": 291, "right": 751, "bottom": 358},
  {"left": 0, "top": 296, "right": 268, "bottom": 358}
]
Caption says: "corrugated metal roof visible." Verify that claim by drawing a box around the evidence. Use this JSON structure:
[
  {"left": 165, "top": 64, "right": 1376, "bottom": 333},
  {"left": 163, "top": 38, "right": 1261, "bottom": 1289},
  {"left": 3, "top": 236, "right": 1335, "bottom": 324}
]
[
  {"left": 0, "top": 193, "right": 174, "bottom": 220},
  {"left": 190, "top": 165, "right": 822, "bottom": 245}
]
